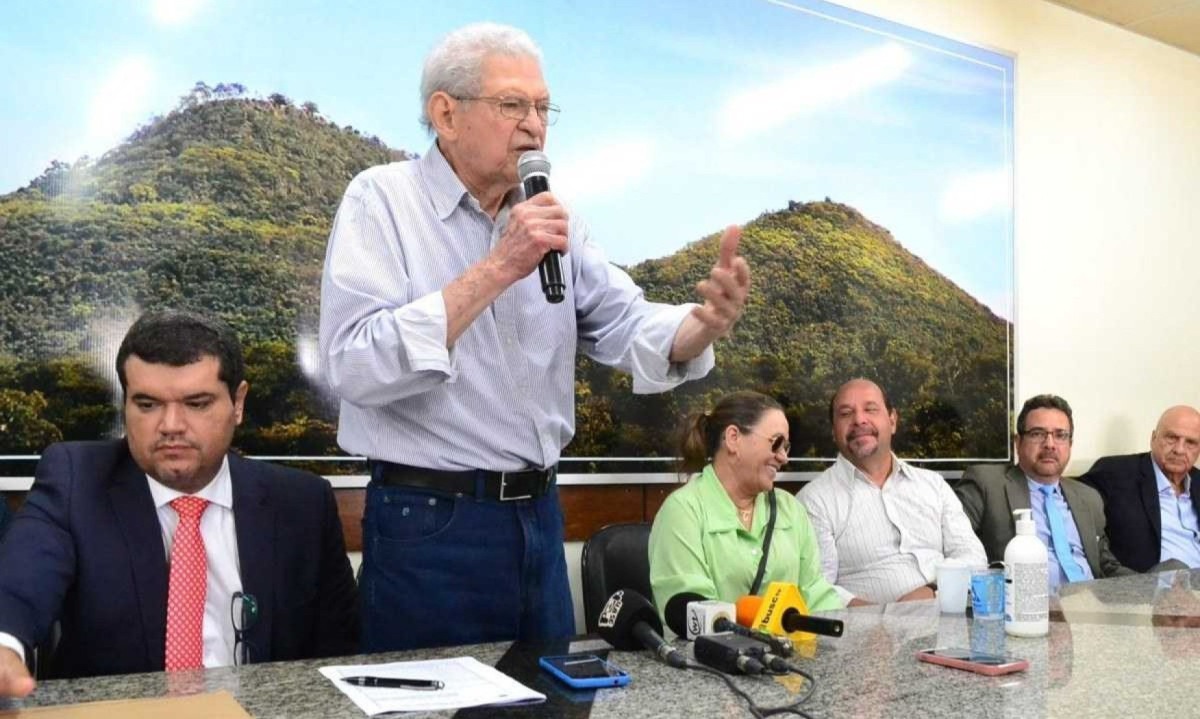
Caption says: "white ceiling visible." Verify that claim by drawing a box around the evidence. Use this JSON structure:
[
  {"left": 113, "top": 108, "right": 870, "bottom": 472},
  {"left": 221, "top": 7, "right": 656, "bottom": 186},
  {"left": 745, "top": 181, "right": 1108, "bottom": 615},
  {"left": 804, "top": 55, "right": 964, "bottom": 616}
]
[{"left": 1046, "top": 0, "right": 1200, "bottom": 56}]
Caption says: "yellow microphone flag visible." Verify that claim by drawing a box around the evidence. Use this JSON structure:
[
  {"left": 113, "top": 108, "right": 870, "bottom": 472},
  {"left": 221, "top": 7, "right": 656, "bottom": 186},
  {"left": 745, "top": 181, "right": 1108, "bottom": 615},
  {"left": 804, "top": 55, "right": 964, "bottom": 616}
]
[{"left": 750, "top": 581, "right": 816, "bottom": 642}]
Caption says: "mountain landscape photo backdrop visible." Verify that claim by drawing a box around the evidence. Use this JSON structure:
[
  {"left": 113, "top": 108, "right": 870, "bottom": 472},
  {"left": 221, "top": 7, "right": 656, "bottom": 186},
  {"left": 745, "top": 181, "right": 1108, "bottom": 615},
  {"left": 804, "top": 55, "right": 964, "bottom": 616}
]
[{"left": 0, "top": 88, "right": 1011, "bottom": 471}]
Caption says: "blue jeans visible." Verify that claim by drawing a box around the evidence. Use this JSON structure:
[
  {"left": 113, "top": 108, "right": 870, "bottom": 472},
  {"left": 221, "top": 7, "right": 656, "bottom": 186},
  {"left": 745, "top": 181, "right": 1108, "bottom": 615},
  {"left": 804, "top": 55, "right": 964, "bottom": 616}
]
[{"left": 360, "top": 470, "right": 575, "bottom": 652}]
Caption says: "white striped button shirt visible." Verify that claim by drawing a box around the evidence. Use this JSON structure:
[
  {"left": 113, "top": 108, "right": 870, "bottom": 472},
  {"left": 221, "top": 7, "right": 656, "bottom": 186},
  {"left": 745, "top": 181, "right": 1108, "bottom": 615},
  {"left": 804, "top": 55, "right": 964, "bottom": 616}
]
[
  {"left": 798, "top": 454, "right": 987, "bottom": 604},
  {"left": 318, "top": 143, "right": 712, "bottom": 471}
]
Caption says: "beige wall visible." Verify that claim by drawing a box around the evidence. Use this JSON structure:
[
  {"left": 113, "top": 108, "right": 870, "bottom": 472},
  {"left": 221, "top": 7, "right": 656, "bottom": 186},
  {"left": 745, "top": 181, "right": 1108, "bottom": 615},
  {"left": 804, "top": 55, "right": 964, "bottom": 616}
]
[{"left": 835, "top": 0, "right": 1200, "bottom": 472}]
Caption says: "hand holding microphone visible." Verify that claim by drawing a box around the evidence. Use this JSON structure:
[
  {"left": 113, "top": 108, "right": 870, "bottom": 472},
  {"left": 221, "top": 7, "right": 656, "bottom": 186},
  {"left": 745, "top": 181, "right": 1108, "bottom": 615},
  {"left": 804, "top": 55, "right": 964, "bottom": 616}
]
[
  {"left": 517, "top": 151, "right": 566, "bottom": 303},
  {"left": 483, "top": 151, "right": 567, "bottom": 294}
]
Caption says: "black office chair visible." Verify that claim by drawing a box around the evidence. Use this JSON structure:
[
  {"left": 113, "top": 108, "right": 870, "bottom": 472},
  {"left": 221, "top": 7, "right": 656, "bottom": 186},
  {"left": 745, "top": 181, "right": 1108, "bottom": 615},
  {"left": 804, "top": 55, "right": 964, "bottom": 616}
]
[{"left": 580, "top": 522, "right": 652, "bottom": 633}]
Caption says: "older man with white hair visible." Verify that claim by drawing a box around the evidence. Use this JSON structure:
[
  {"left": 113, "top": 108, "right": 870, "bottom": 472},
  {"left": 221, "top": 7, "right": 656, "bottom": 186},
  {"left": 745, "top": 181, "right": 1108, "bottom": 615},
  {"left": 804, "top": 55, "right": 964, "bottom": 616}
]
[
  {"left": 319, "top": 22, "right": 751, "bottom": 651},
  {"left": 1081, "top": 405, "right": 1200, "bottom": 573}
]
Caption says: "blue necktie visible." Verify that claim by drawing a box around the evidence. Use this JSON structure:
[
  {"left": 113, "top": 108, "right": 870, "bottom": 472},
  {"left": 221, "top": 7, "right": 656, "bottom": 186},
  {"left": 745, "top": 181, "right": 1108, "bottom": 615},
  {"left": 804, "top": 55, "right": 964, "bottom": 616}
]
[{"left": 1038, "top": 484, "right": 1085, "bottom": 582}]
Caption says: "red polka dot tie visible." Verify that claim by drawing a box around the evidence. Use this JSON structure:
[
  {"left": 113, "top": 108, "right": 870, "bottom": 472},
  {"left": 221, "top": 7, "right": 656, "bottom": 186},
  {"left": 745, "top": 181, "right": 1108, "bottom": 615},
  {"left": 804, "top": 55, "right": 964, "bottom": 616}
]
[{"left": 165, "top": 496, "right": 210, "bottom": 671}]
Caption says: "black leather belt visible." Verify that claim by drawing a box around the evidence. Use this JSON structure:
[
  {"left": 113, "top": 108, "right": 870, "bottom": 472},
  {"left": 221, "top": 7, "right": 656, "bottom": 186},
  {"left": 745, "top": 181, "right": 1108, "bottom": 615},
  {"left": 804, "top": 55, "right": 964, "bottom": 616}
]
[{"left": 372, "top": 461, "right": 556, "bottom": 502}]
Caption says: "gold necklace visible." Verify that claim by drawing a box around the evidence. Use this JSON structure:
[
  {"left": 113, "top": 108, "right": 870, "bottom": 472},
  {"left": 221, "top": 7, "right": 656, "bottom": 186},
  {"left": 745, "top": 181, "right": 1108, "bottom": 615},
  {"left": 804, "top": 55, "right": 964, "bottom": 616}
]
[{"left": 737, "top": 505, "right": 754, "bottom": 526}]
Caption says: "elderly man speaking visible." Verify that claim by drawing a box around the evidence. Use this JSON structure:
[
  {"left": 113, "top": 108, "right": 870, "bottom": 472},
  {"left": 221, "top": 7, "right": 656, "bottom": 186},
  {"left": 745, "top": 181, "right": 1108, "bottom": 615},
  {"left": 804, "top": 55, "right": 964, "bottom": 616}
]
[{"left": 319, "top": 22, "right": 751, "bottom": 651}]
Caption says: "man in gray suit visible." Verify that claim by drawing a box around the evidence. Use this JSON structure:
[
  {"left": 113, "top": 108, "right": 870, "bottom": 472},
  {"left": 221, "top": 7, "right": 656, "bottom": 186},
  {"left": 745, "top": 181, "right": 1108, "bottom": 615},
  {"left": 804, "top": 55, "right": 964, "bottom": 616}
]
[{"left": 957, "top": 394, "right": 1132, "bottom": 591}]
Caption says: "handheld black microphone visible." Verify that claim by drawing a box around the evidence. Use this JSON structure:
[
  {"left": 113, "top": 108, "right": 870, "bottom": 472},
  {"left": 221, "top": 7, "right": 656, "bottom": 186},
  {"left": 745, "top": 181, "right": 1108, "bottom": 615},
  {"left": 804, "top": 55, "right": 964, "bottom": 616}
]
[
  {"left": 516, "top": 151, "right": 565, "bottom": 304},
  {"left": 596, "top": 589, "right": 687, "bottom": 669},
  {"left": 663, "top": 593, "right": 793, "bottom": 657}
]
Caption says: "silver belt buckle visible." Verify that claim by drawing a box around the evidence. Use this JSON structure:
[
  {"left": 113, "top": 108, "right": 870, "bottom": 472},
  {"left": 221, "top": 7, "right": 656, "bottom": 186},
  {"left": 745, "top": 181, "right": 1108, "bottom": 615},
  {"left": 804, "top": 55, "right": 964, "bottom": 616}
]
[{"left": 499, "top": 472, "right": 533, "bottom": 502}]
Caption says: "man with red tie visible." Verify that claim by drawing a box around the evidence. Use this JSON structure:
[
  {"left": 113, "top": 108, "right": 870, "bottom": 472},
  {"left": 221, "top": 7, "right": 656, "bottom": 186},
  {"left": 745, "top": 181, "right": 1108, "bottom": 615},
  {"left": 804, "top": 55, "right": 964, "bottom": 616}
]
[{"left": 0, "top": 310, "right": 358, "bottom": 696}]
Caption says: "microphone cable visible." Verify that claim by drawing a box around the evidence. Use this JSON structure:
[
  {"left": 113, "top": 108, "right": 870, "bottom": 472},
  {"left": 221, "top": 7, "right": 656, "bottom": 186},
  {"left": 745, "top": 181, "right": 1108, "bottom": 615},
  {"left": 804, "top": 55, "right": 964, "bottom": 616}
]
[{"left": 681, "top": 657, "right": 818, "bottom": 718}]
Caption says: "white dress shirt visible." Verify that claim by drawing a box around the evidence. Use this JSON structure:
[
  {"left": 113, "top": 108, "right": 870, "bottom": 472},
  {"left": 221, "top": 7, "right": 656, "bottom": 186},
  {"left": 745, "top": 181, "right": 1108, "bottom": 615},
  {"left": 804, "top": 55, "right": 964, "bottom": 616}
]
[
  {"left": 1153, "top": 461, "right": 1200, "bottom": 568},
  {"left": 798, "top": 454, "right": 987, "bottom": 604},
  {"left": 147, "top": 457, "right": 243, "bottom": 668},
  {"left": 0, "top": 458, "right": 243, "bottom": 668}
]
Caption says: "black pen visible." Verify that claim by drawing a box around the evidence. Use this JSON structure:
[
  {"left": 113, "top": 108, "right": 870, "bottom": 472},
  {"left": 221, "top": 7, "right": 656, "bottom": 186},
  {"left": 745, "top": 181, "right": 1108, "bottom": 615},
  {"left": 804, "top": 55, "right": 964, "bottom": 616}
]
[{"left": 342, "top": 676, "right": 444, "bottom": 690}]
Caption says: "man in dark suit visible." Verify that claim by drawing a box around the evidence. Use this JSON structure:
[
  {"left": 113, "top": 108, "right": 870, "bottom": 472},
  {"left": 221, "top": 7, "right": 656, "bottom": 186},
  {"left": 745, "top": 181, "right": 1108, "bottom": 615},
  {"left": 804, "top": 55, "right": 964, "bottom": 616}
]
[
  {"left": 0, "top": 310, "right": 358, "bottom": 697},
  {"left": 956, "top": 395, "right": 1132, "bottom": 590},
  {"left": 1079, "top": 406, "right": 1200, "bottom": 572}
]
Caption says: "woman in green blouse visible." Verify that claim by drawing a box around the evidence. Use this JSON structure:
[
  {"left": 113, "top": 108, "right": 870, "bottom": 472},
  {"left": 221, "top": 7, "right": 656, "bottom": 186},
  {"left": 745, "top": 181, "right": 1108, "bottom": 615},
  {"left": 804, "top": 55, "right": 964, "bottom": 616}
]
[{"left": 648, "top": 391, "right": 842, "bottom": 617}]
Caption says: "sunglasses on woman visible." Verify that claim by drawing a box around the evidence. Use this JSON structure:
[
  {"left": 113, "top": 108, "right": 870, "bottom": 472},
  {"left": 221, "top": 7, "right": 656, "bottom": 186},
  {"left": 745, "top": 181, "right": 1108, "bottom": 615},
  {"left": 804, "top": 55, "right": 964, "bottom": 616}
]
[{"left": 743, "top": 429, "right": 791, "bottom": 455}]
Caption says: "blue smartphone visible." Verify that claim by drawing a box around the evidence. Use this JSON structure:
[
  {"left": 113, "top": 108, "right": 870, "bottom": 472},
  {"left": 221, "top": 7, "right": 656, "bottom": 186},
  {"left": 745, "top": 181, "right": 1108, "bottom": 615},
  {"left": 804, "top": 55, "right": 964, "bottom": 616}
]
[{"left": 538, "top": 653, "right": 631, "bottom": 689}]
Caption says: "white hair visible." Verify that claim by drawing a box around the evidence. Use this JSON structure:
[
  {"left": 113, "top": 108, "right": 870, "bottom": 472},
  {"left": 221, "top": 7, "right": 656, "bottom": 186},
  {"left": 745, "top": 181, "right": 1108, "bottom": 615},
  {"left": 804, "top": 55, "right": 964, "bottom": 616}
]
[{"left": 419, "top": 22, "right": 543, "bottom": 134}]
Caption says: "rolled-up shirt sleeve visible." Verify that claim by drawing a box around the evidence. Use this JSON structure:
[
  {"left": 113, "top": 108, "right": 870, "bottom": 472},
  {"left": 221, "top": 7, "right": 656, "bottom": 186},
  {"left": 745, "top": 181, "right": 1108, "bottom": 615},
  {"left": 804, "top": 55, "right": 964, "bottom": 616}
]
[
  {"left": 570, "top": 221, "right": 713, "bottom": 394},
  {"left": 626, "top": 302, "right": 714, "bottom": 394}
]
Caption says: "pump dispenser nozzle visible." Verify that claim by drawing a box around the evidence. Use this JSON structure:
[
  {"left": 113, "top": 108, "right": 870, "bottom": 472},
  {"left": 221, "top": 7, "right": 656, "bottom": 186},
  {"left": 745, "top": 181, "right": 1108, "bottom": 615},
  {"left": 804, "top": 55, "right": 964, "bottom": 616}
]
[{"left": 1012, "top": 509, "right": 1035, "bottom": 536}]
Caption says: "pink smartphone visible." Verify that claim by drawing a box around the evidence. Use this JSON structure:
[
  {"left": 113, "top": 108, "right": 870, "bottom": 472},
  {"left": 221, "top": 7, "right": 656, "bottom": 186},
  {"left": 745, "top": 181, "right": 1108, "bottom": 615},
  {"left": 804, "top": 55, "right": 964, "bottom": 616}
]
[{"left": 916, "top": 647, "right": 1029, "bottom": 676}]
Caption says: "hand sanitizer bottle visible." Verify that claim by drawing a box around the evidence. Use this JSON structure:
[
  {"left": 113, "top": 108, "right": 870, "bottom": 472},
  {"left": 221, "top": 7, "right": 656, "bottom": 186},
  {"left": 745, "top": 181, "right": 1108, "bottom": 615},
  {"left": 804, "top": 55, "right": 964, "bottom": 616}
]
[{"left": 1004, "top": 509, "right": 1048, "bottom": 637}]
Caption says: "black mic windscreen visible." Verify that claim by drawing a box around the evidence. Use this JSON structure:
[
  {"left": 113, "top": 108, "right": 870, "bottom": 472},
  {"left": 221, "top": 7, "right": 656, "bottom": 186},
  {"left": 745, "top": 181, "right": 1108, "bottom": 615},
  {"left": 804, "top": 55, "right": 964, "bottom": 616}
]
[
  {"left": 663, "top": 592, "right": 707, "bottom": 638},
  {"left": 781, "top": 609, "right": 845, "bottom": 637},
  {"left": 596, "top": 589, "right": 662, "bottom": 650}
]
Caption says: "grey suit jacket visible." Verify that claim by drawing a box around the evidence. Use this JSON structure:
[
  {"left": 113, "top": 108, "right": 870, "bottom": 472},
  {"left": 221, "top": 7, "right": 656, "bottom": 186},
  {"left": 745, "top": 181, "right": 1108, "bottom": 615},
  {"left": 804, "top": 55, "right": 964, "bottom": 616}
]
[{"left": 956, "top": 464, "right": 1132, "bottom": 579}]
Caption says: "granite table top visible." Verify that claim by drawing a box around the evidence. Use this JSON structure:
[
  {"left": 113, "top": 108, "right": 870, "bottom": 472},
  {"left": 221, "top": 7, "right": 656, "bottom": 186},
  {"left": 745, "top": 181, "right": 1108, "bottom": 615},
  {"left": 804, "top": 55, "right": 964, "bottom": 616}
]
[{"left": 5, "top": 569, "right": 1199, "bottom": 718}]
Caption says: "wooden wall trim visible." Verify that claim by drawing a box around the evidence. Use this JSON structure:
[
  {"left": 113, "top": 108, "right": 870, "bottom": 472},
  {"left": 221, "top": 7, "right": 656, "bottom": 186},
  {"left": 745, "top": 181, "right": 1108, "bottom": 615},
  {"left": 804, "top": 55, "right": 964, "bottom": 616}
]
[
  {"left": 335, "top": 481, "right": 811, "bottom": 548},
  {"left": 335, "top": 490, "right": 364, "bottom": 553},
  {"left": 4, "top": 481, "right": 814, "bottom": 552}
]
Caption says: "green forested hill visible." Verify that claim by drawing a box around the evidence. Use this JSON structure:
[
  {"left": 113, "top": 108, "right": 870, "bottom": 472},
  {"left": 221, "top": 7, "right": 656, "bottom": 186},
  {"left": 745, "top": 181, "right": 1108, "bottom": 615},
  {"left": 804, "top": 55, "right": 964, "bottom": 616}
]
[
  {"left": 573, "top": 200, "right": 1010, "bottom": 461},
  {"left": 86, "top": 92, "right": 406, "bottom": 223},
  {"left": 0, "top": 91, "right": 410, "bottom": 455},
  {"left": 0, "top": 92, "right": 408, "bottom": 357},
  {"left": 0, "top": 90, "right": 1009, "bottom": 463}
]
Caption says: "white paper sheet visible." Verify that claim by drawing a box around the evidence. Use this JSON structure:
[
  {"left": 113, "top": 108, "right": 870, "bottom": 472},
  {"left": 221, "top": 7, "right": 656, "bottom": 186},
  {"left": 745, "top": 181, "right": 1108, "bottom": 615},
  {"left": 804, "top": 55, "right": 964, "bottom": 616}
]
[{"left": 320, "top": 657, "right": 546, "bottom": 715}]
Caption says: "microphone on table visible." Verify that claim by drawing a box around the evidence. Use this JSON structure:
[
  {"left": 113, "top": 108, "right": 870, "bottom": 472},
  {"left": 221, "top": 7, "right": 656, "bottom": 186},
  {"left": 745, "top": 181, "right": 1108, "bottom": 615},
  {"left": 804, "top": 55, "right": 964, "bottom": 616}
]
[
  {"left": 596, "top": 589, "right": 687, "bottom": 669},
  {"left": 516, "top": 150, "right": 565, "bottom": 304},
  {"left": 736, "top": 582, "right": 845, "bottom": 639},
  {"left": 663, "top": 593, "right": 793, "bottom": 657}
]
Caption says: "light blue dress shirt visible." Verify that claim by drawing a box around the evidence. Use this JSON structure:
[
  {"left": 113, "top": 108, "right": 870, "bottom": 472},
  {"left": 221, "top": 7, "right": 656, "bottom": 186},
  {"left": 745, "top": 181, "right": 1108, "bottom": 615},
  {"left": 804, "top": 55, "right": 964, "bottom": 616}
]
[
  {"left": 1153, "top": 461, "right": 1200, "bottom": 568},
  {"left": 1026, "top": 477, "right": 1094, "bottom": 591},
  {"left": 319, "top": 144, "right": 713, "bottom": 470}
]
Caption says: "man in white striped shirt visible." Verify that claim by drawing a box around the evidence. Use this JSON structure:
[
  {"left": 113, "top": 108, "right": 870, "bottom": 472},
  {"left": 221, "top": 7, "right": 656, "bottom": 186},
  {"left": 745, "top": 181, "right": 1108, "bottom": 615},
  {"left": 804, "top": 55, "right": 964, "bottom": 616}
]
[
  {"left": 798, "top": 379, "right": 986, "bottom": 605},
  {"left": 319, "top": 23, "right": 750, "bottom": 651}
]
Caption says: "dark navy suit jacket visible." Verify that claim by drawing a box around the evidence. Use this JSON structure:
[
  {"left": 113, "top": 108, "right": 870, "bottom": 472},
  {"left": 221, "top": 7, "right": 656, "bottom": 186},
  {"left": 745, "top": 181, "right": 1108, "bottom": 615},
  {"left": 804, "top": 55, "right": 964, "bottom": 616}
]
[
  {"left": 1080, "top": 452, "right": 1200, "bottom": 573},
  {"left": 0, "top": 440, "right": 359, "bottom": 679}
]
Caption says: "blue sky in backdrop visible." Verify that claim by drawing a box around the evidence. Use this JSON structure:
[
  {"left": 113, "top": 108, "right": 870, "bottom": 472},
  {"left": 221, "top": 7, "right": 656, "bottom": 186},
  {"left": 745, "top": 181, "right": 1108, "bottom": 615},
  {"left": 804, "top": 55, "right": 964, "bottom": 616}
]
[{"left": 0, "top": 0, "right": 1013, "bottom": 318}]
